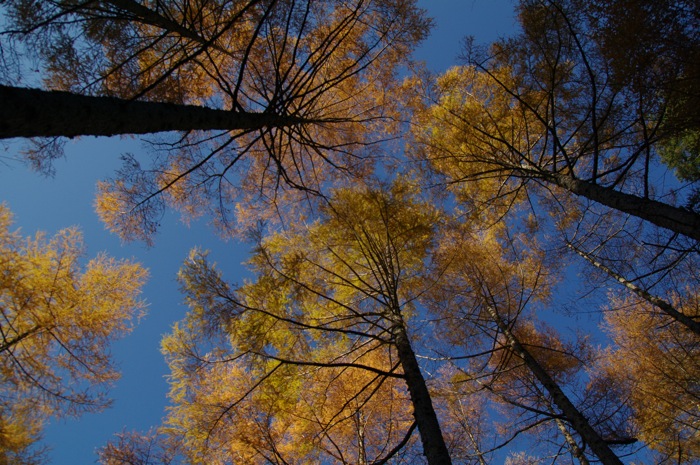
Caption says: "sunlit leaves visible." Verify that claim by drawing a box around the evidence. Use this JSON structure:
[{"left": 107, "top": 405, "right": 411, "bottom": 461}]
[
  {"left": 408, "top": 0, "right": 700, "bottom": 251},
  {"left": 4, "top": 1, "right": 699, "bottom": 464},
  {"left": 0, "top": 204, "right": 147, "bottom": 461},
  {"left": 601, "top": 293, "right": 700, "bottom": 462},
  {"left": 402, "top": 9, "right": 700, "bottom": 458},
  {"left": 408, "top": 64, "right": 535, "bottom": 224},
  {"left": 99, "top": 429, "right": 180, "bottom": 465},
  {"left": 6, "top": 0, "right": 431, "bottom": 242},
  {"left": 155, "top": 181, "right": 454, "bottom": 463}
]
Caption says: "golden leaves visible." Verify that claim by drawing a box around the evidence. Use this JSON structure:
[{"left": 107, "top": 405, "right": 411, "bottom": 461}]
[
  {"left": 0, "top": 203, "right": 147, "bottom": 460},
  {"left": 159, "top": 183, "right": 439, "bottom": 462},
  {"left": 408, "top": 65, "right": 536, "bottom": 224},
  {"left": 601, "top": 293, "right": 700, "bottom": 461}
]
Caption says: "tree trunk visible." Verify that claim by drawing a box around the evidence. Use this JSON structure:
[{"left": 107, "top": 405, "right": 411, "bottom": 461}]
[
  {"left": 555, "top": 417, "right": 591, "bottom": 465},
  {"left": 0, "top": 85, "right": 302, "bottom": 139},
  {"left": 392, "top": 324, "right": 453, "bottom": 465},
  {"left": 548, "top": 172, "right": 700, "bottom": 242},
  {"left": 569, "top": 243, "right": 700, "bottom": 335},
  {"left": 484, "top": 305, "right": 624, "bottom": 465},
  {"left": 102, "top": 0, "right": 263, "bottom": 56}
]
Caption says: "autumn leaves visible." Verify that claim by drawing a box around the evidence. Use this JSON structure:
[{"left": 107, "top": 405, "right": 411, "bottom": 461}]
[
  {"left": 0, "top": 205, "right": 147, "bottom": 464},
  {"left": 1, "top": 0, "right": 699, "bottom": 463}
]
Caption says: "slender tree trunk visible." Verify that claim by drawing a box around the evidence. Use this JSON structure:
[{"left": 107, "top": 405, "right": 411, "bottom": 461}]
[
  {"left": 0, "top": 85, "right": 302, "bottom": 139},
  {"left": 484, "top": 305, "right": 624, "bottom": 465},
  {"left": 355, "top": 410, "right": 367, "bottom": 465},
  {"left": 547, "top": 172, "right": 700, "bottom": 242},
  {"left": 569, "top": 243, "right": 700, "bottom": 335},
  {"left": 460, "top": 398, "right": 488, "bottom": 465},
  {"left": 555, "top": 417, "right": 591, "bottom": 465},
  {"left": 392, "top": 322, "right": 452, "bottom": 465}
]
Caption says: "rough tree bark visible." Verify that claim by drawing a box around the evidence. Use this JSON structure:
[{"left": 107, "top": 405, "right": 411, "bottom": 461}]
[
  {"left": 0, "top": 85, "right": 303, "bottom": 139},
  {"left": 391, "top": 311, "right": 453, "bottom": 465},
  {"left": 548, "top": 172, "right": 700, "bottom": 242}
]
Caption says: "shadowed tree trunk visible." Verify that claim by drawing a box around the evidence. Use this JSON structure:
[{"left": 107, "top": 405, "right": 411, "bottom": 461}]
[
  {"left": 392, "top": 319, "right": 453, "bottom": 465},
  {"left": 548, "top": 172, "right": 700, "bottom": 242},
  {"left": 0, "top": 85, "right": 304, "bottom": 139},
  {"left": 484, "top": 305, "right": 625, "bottom": 465}
]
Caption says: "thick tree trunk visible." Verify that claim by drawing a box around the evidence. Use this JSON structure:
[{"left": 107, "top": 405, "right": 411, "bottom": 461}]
[
  {"left": 548, "top": 172, "right": 700, "bottom": 242},
  {"left": 484, "top": 305, "right": 624, "bottom": 465},
  {"left": 0, "top": 85, "right": 301, "bottom": 139},
  {"left": 393, "top": 324, "right": 452, "bottom": 465}
]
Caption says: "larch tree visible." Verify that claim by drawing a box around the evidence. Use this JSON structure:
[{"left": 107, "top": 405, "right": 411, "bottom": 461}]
[
  {"left": 2, "top": 1, "right": 697, "bottom": 464},
  {"left": 0, "top": 204, "right": 148, "bottom": 463},
  {"left": 152, "top": 181, "right": 452, "bottom": 464},
  {"left": 1, "top": 0, "right": 430, "bottom": 242},
  {"left": 585, "top": 0, "right": 700, "bottom": 193},
  {"left": 98, "top": 429, "right": 180, "bottom": 465},
  {"left": 424, "top": 220, "right": 635, "bottom": 465},
  {"left": 407, "top": 4, "right": 699, "bottom": 438},
  {"left": 568, "top": 241, "right": 700, "bottom": 336},
  {"left": 408, "top": 0, "right": 700, "bottom": 243}
]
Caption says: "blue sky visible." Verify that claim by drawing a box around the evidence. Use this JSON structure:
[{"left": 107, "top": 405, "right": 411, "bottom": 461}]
[{"left": 0, "top": 1, "right": 517, "bottom": 463}]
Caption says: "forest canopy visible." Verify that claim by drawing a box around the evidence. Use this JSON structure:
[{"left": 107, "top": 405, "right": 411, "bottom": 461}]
[{"left": 0, "top": 0, "right": 698, "bottom": 464}]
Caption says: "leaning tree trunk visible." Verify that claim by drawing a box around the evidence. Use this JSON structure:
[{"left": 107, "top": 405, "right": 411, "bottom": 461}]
[
  {"left": 569, "top": 243, "right": 700, "bottom": 335},
  {"left": 548, "top": 172, "right": 700, "bottom": 242},
  {"left": 555, "top": 417, "right": 591, "bottom": 465},
  {"left": 391, "top": 316, "right": 453, "bottom": 465},
  {"left": 484, "top": 305, "right": 625, "bottom": 465},
  {"left": 0, "top": 85, "right": 303, "bottom": 139}
]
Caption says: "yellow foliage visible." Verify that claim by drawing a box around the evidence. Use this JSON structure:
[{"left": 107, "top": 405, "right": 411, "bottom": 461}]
[
  {"left": 0, "top": 203, "right": 148, "bottom": 460},
  {"left": 162, "top": 182, "right": 436, "bottom": 462},
  {"left": 602, "top": 294, "right": 700, "bottom": 462},
  {"left": 44, "top": 0, "right": 431, "bottom": 243},
  {"left": 408, "top": 65, "right": 541, "bottom": 223}
]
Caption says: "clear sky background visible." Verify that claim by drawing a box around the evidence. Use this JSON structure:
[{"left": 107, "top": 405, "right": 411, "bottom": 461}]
[{"left": 0, "top": 2, "right": 517, "bottom": 463}]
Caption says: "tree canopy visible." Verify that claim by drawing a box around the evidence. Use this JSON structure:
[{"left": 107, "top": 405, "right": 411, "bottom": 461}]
[
  {"left": 2, "top": 0, "right": 431, "bottom": 242},
  {"left": 1, "top": 0, "right": 699, "bottom": 464}
]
